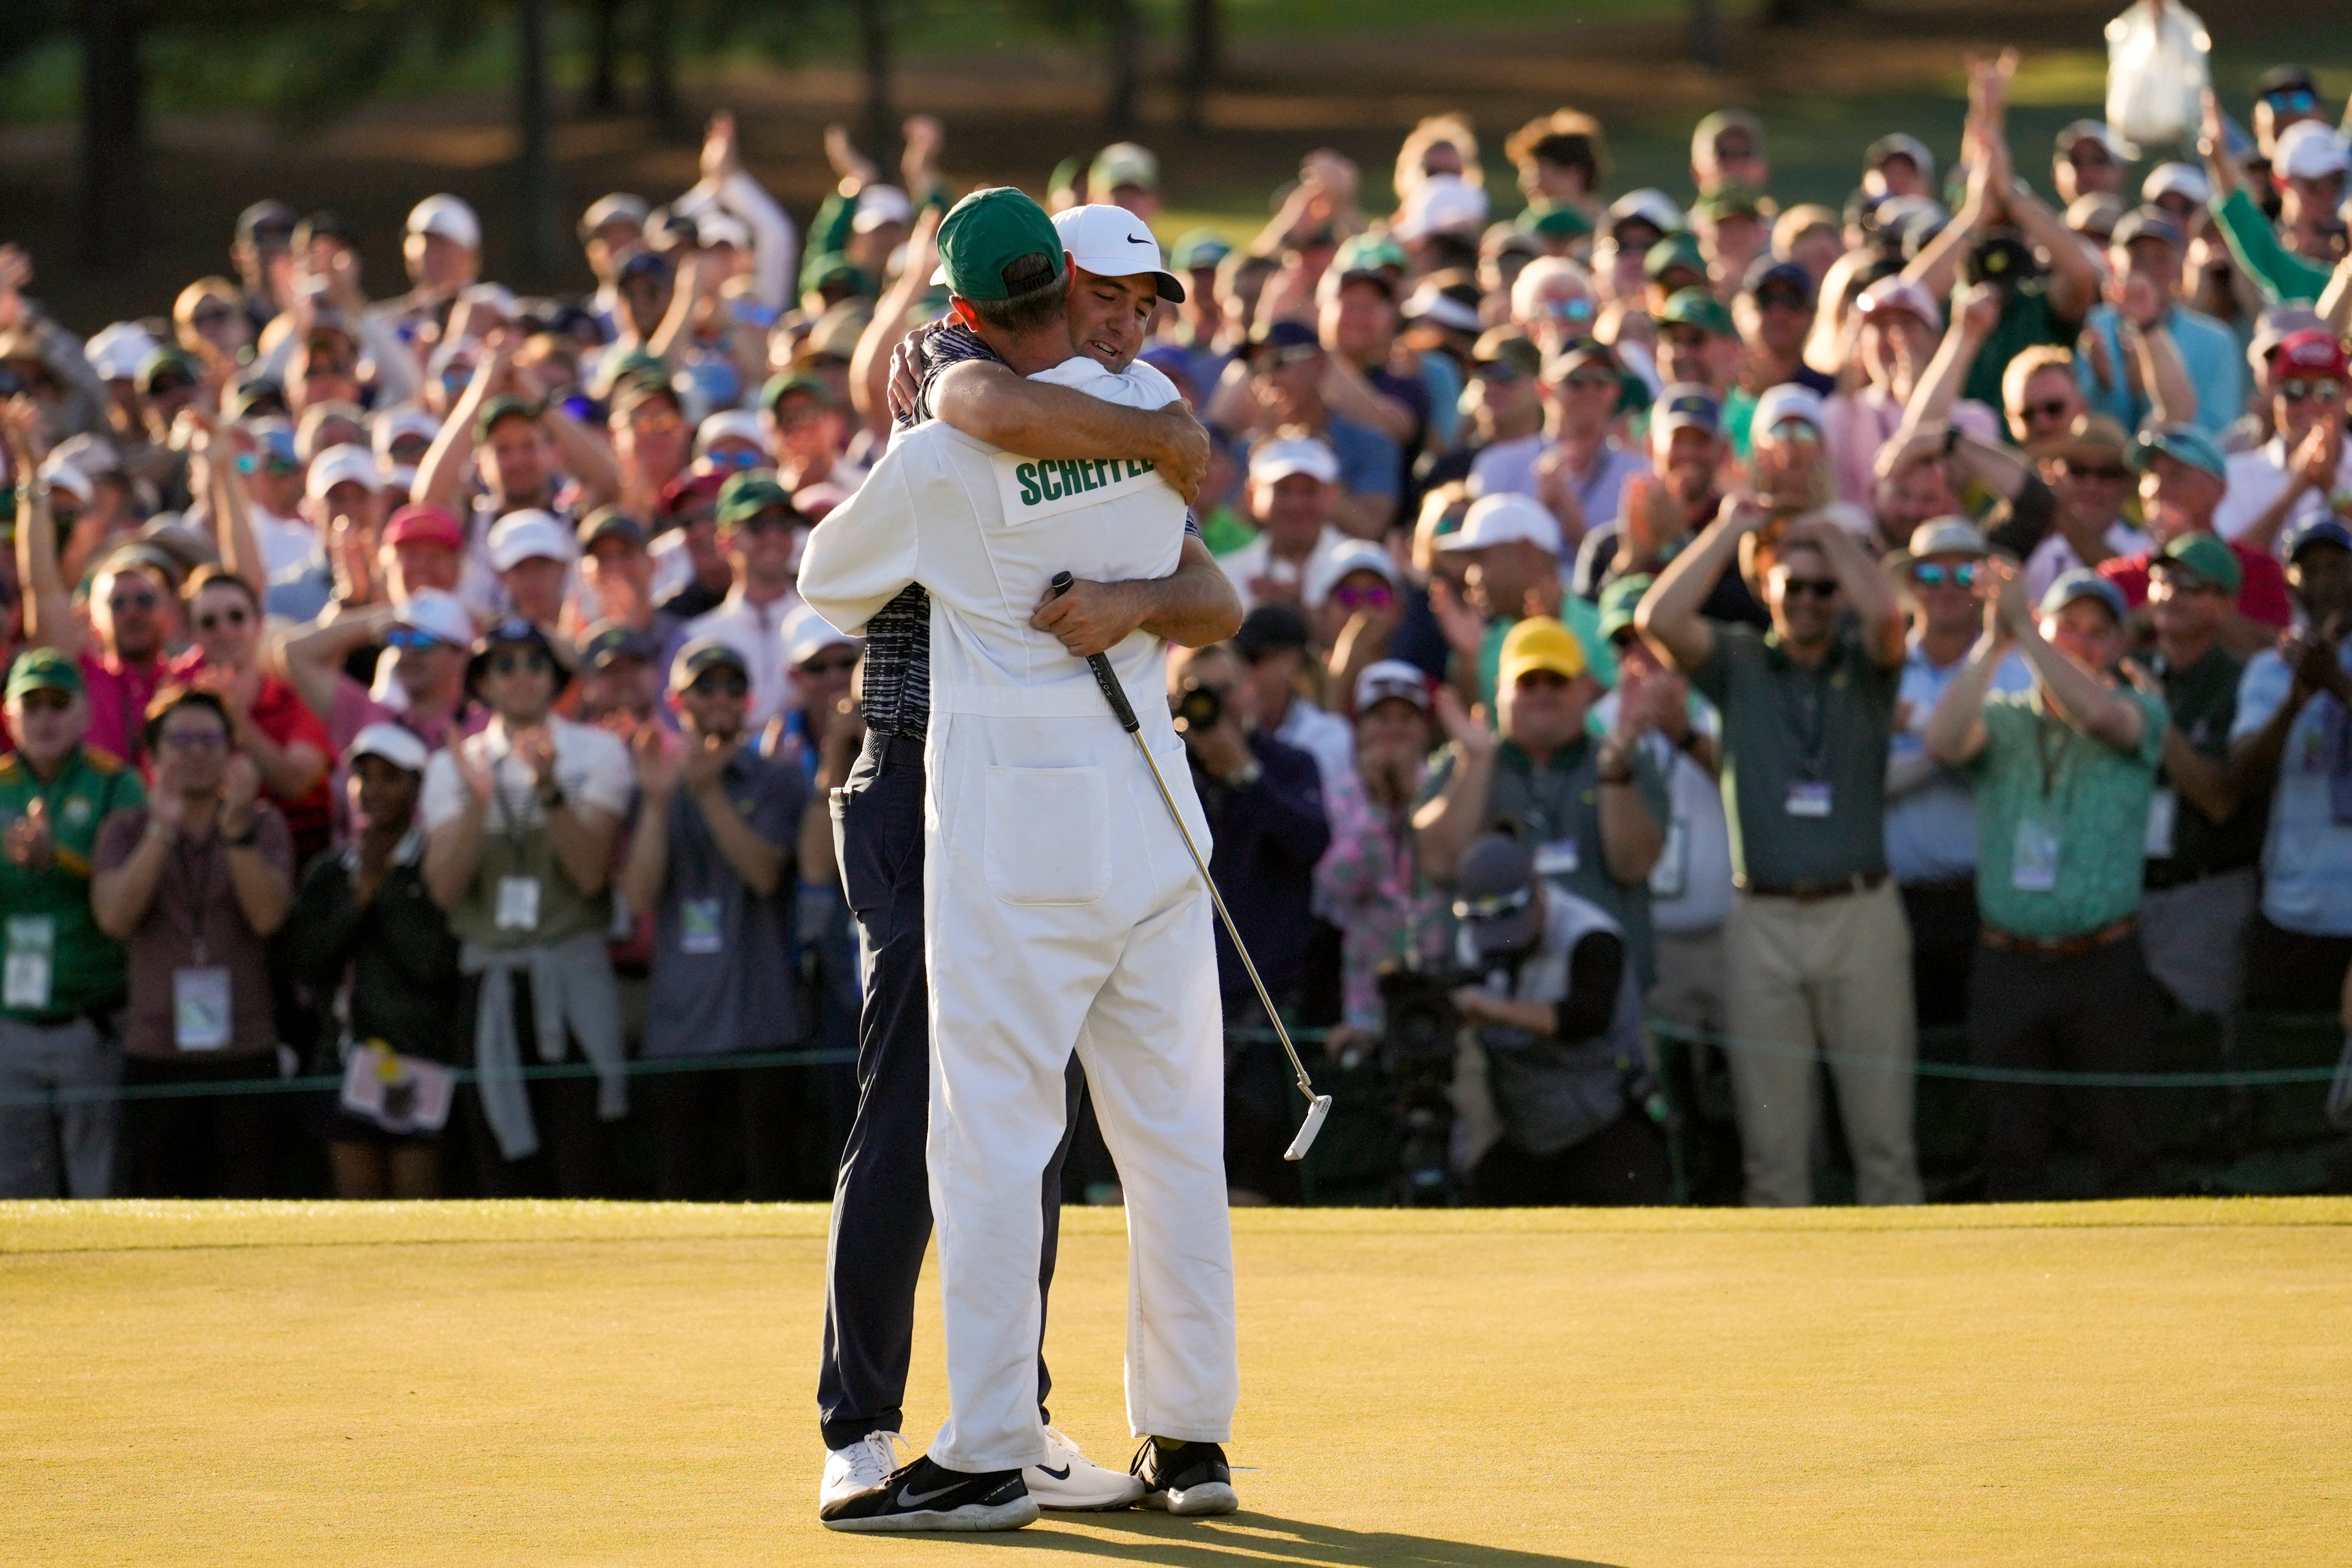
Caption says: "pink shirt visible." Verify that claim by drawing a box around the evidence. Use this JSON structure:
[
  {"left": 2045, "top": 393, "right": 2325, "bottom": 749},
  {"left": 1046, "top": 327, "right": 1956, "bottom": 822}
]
[{"left": 78, "top": 648, "right": 168, "bottom": 767}]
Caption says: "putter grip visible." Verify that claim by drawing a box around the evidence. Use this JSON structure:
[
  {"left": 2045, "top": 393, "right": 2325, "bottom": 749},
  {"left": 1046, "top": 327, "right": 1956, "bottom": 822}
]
[{"left": 1048, "top": 571, "right": 1142, "bottom": 734}]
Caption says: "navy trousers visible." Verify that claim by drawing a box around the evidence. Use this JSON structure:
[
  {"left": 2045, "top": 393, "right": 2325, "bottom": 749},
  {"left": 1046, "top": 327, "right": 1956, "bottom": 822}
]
[{"left": 819, "top": 731, "right": 1083, "bottom": 1450}]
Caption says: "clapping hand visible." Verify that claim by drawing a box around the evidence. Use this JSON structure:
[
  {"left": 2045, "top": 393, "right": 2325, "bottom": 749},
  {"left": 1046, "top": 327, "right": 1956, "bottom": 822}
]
[
  {"left": 5, "top": 797, "right": 53, "bottom": 874},
  {"left": 1979, "top": 555, "right": 2028, "bottom": 642},
  {"left": 220, "top": 755, "right": 262, "bottom": 839},
  {"left": 1432, "top": 684, "right": 1495, "bottom": 761}
]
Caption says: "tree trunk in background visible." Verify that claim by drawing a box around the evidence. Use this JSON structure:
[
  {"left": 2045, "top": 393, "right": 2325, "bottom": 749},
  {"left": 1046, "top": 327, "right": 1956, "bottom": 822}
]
[
  {"left": 78, "top": 0, "right": 145, "bottom": 268},
  {"left": 642, "top": 0, "right": 685, "bottom": 139},
  {"left": 1104, "top": 0, "right": 1142, "bottom": 140},
  {"left": 514, "top": 0, "right": 563, "bottom": 284},
  {"left": 1181, "top": 0, "right": 1218, "bottom": 133},
  {"left": 586, "top": 0, "right": 625, "bottom": 114},
  {"left": 858, "top": 0, "right": 895, "bottom": 162},
  {"left": 1688, "top": 0, "right": 1720, "bottom": 67}
]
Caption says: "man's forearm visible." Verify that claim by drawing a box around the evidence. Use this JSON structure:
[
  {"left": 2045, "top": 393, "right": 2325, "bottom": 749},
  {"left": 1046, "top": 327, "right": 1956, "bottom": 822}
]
[
  {"left": 933, "top": 362, "right": 1201, "bottom": 477},
  {"left": 1137, "top": 539, "right": 1242, "bottom": 648}
]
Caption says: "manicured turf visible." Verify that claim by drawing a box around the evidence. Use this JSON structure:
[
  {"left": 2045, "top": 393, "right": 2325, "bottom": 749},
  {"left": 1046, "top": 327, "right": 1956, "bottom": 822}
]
[{"left": 5, "top": 1199, "right": 2344, "bottom": 1564}]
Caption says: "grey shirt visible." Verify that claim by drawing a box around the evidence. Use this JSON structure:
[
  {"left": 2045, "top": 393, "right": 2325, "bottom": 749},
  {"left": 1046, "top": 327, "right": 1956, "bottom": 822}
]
[{"left": 644, "top": 749, "right": 808, "bottom": 1056}]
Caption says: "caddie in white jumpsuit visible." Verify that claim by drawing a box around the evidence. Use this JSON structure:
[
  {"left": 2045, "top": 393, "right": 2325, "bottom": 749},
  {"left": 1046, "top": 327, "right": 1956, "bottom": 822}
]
[{"left": 799, "top": 187, "right": 1238, "bottom": 1532}]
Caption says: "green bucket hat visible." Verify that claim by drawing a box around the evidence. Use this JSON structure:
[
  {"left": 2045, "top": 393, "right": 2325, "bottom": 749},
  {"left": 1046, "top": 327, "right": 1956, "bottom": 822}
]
[
  {"left": 5, "top": 646, "right": 83, "bottom": 703},
  {"left": 934, "top": 188, "right": 1066, "bottom": 303}
]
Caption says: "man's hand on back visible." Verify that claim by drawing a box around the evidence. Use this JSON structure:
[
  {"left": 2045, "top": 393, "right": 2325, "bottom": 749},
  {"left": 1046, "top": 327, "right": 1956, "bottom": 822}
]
[{"left": 1032, "top": 578, "right": 1150, "bottom": 658}]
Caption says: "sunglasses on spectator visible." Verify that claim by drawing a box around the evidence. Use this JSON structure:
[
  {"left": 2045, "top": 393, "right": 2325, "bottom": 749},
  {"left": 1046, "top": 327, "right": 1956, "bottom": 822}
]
[
  {"left": 629, "top": 407, "right": 685, "bottom": 435},
  {"left": 145, "top": 374, "right": 193, "bottom": 399},
  {"left": 490, "top": 650, "right": 552, "bottom": 677},
  {"left": 2279, "top": 378, "right": 2343, "bottom": 404},
  {"left": 1764, "top": 417, "right": 1821, "bottom": 445},
  {"left": 1544, "top": 297, "right": 1596, "bottom": 322},
  {"left": 108, "top": 589, "right": 160, "bottom": 612},
  {"left": 385, "top": 625, "right": 453, "bottom": 652},
  {"left": 690, "top": 670, "right": 753, "bottom": 697},
  {"left": 17, "top": 688, "right": 72, "bottom": 714},
  {"left": 1778, "top": 576, "right": 1841, "bottom": 599},
  {"left": 1911, "top": 562, "right": 1979, "bottom": 589},
  {"left": 2062, "top": 461, "right": 2131, "bottom": 482},
  {"left": 2023, "top": 398, "right": 2074, "bottom": 423},
  {"left": 2265, "top": 88, "right": 2321, "bottom": 114},
  {"left": 705, "top": 447, "right": 762, "bottom": 468},
  {"left": 1476, "top": 361, "right": 1529, "bottom": 383},
  {"left": 2069, "top": 147, "right": 2117, "bottom": 168},
  {"left": 1259, "top": 345, "right": 1322, "bottom": 370},
  {"left": 1332, "top": 583, "right": 1395, "bottom": 612},
  {"left": 189, "top": 305, "right": 233, "bottom": 330},
  {"left": 162, "top": 729, "right": 229, "bottom": 751},
  {"left": 793, "top": 653, "right": 857, "bottom": 677},
  {"left": 1453, "top": 885, "right": 1533, "bottom": 923},
  {"left": 195, "top": 606, "right": 251, "bottom": 632}
]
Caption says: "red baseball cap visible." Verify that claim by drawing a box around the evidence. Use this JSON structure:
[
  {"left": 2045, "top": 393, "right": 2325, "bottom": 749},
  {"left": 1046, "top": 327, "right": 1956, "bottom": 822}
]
[
  {"left": 2274, "top": 328, "right": 2349, "bottom": 382},
  {"left": 383, "top": 503, "right": 464, "bottom": 551},
  {"left": 659, "top": 468, "right": 726, "bottom": 517}
]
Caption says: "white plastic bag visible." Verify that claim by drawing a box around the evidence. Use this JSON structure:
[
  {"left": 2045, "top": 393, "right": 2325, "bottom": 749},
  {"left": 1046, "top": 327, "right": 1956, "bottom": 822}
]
[{"left": 2105, "top": 0, "right": 2212, "bottom": 154}]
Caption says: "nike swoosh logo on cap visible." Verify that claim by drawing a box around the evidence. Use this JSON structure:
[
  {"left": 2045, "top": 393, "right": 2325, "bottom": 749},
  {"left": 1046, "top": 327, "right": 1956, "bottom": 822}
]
[{"left": 1127, "top": 235, "right": 1154, "bottom": 245}]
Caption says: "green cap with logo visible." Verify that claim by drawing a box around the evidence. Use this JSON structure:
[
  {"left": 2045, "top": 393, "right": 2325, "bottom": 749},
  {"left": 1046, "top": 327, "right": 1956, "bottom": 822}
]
[
  {"left": 475, "top": 395, "right": 540, "bottom": 441},
  {"left": 716, "top": 471, "right": 794, "bottom": 527},
  {"left": 2153, "top": 532, "right": 2242, "bottom": 597},
  {"left": 933, "top": 188, "right": 1066, "bottom": 302},
  {"left": 6, "top": 646, "right": 83, "bottom": 702},
  {"left": 1645, "top": 233, "right": 1708, "bottom": 281},
  {"left": 760, "top": 371, "right": 834, "bottom": 411},
  {"left": 1658, "top": 287, "right": 1736, "bottom": 337},
  {"left": 1518, "top": 201, "right": 1594, "bottom": 242},
  {"left": 1598, "top": 574, "right": 1655, "bottom": 644}
]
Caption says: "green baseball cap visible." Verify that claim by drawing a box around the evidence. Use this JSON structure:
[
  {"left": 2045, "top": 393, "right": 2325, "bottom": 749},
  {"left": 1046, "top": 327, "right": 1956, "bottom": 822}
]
[
  {"left": 1692, "top": 182, "right": 1769, "bottom": 223},
  {"left": 1518, "top": 201, "right": 1594, "bottom": 242},
  {"left": 716, "top": 472, "right": 794, "bottom": 527},
  {"left": 1598, "top": 574, "right": 1655, "bottom": 644},
  {"left": 934, "top": 187, "right": 1065, "bottom": 303},
  {"left": 1644, "top": 233, "right": 1708, "bottom": 281},
  {"left": 2152, "top": 533, "right": 2242, "bottom": 597},
  {"left": 1332, "top": 233, "right": 1410, "bottom": 277},
  {"left": 1169, "top": 229, "right": 1233, "bottom": 272},
  {"left": 1657, "top": 287, "right": 1736, "bottom": 337},
  {"left": 6, "top": 646, "right": 83, "bottom": 702},
  {"left": 760, "top": 371, "right": 834, "bottom": 411},
  {"left": 475, "top": 395, "right": 540, "bottom": 441}
]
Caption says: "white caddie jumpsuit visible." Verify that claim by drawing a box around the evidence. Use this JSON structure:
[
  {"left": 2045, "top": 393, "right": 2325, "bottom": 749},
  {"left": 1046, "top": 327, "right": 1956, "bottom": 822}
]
[{"left": 797, "top": 356, "right": 1238, "bottom": 1476}]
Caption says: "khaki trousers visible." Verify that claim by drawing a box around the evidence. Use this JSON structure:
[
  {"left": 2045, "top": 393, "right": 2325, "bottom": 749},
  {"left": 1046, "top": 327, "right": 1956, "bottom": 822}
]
[{"left": 1723, "top": 880, "right": 1923, "bottom": 1207}]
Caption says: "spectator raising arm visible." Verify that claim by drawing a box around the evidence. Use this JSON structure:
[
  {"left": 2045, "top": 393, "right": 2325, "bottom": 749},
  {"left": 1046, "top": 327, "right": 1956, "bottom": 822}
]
[
  {"left": 1634, "top": 494, "right": 1766, "bottom": 674},
  {"left": 1410, "top": 684, "right": 1497, "bottom": 882},
  {"left": 674, "top": 111, "right": 797, "bottom": 314},
  {"left": 4, "top": 395, "right": 79, "bottom": 662},
  {"left": 278, "top": 605, "right": 394, "bottom": 723}
]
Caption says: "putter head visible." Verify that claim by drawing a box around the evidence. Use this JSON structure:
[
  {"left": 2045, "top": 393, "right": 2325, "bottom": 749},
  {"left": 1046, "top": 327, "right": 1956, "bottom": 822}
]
[{"left": 1282, "top": 1094, "right": 1334, "bottom": 1162}]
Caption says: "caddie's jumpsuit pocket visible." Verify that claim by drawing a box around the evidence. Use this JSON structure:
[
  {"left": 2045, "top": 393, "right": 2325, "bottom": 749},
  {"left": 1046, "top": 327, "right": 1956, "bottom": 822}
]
[{"left": 983, "top": 765, "right": 1111, "bottom": 906}]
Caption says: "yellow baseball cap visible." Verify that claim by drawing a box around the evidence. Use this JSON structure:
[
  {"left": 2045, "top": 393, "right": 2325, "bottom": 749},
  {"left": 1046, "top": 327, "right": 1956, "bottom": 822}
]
[{"left": 1498, "top": 616, "right": 1587, "bottom": 688}]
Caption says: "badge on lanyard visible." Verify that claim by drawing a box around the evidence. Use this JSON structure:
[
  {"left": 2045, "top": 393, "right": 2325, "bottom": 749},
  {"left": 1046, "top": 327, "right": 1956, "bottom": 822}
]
[
  {"left": 495, "top": 875, "right": 542, "bottom": 931},
  {"left": 680, "top": 896, "right": 724, "bottom": 955},
  {"left": 5, "top": 915, "right": 55, "bottom": 1011},
  {"left": 1533, "top": 840, "right": 1581, "bottom": 878},
  {"left": 2012, "top": 816, "right": 2062, "bottom": 892},
  {"left": 1784, "top": 780, "right": 1833, "bottom": 818},
  {"left": 1650, "top": 817, "right": 1690, "bottom": 900},
  {"left": 2143, "top": 788, "right": 2178, "bottom": 859},
  {"left": 173, "top": 966, "right": 233, "bottom": 1051}
]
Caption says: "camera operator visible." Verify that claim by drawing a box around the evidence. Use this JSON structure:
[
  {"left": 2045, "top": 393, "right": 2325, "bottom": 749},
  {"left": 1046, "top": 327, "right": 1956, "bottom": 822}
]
[
  {"left": 1168, "top": 642, "right": 1331, "bottom": 1206},
  {"left": 1449, "top": 831, "right": 1669, "bottom": 1206}
]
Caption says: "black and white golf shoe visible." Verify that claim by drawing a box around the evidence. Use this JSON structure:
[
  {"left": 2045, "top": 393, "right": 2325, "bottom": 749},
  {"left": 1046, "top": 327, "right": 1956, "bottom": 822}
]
[
  {"left": 1130, "top": 1437, "right": 1240, "bottom": 1516},
  {"left": 819, "top": 1455, "right": 1039, "bottom": 1533}
]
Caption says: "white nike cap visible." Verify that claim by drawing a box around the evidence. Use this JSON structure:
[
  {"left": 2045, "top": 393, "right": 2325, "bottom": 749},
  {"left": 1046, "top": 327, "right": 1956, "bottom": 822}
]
[{"left": 1050, "top": 205, "right": 1185, "bottom": 303}]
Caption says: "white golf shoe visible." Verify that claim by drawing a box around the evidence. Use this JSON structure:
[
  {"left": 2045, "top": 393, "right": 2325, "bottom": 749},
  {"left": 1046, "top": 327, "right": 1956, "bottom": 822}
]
[
  {"left": 1025, "top": 1425, "right": 1146, "bottom": 1510},
  {"left": 820, "top": 1430, "right": 910, "bottom": 1510}
]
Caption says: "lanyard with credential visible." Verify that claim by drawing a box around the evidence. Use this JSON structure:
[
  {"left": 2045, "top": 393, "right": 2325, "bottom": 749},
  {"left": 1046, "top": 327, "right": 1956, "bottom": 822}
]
[{"left": 1771, "top": 650, "right": 1836, "bottom": 782}]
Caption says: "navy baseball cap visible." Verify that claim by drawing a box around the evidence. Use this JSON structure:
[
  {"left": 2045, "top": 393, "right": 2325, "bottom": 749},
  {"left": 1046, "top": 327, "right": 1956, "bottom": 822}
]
[{"left": 2286, "top": 517, "right": 2352, "bottom": 561}]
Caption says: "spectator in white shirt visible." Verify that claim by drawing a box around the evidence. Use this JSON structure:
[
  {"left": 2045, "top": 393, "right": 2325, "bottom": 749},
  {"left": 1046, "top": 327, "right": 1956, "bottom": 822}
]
[{"left": 1215, "top": 435, "right": 1351, "bottom": 612}]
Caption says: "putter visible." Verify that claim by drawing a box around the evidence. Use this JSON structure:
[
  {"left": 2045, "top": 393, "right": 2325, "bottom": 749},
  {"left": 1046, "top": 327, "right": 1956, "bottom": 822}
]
[{"left": 1049, "top": 572, "right": 1332, "bottom": 1160}]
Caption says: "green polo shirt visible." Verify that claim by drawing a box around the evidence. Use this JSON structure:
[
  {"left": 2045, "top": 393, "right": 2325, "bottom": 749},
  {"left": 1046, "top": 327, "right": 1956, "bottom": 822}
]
[
  {"left": 1421, "top": 734, "right": 1667, "bottom": 985},
  {"left": 1969, "top": 686, "right": 2167, "bottom": 940},
  {"left": 2149, "top": 644, "right": 2263, "bottom": 885},
  {"left": 1961, "top": 279, "right": 2079, "bottom": 409},
  {"left": 1692, "top": 621, "right": 1899, "bottom": 888},
  {"left": 0, "top": 746, "right": 145, "bottom": 1021}
]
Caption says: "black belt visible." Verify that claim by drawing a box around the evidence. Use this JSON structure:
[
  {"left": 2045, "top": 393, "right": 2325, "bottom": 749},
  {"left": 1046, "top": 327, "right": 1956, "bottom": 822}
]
[{"left": 1737, "top": 869, "right": 1889, "bottom": 903}]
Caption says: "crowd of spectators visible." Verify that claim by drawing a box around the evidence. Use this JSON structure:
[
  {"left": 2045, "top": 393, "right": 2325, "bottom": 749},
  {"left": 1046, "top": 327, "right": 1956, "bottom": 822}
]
[{"left": 3, "top": 51, "right": 2352, "bottom": 1207}]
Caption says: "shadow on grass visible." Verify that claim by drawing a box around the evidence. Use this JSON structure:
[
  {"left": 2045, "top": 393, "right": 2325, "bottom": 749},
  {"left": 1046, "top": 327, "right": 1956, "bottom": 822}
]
[{"left": 972, "top": 1510, "right": 1625, "bottom": 1567}]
